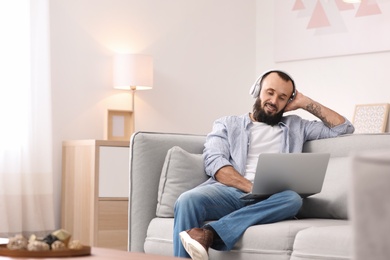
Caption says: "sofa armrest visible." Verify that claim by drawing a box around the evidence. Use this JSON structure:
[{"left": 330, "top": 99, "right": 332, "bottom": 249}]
[{"left": 128, "top": 131, "right": 206, "bottom": 252}]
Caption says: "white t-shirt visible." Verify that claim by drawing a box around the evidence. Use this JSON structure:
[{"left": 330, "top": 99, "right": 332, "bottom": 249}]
[{"left": 244, "top": 122, "right": 282, "bottom": 182}]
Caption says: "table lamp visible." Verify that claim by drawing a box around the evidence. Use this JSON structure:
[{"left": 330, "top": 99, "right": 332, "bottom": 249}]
[{"left": 113, "top": 54, "right": 153, "bottom": 130}]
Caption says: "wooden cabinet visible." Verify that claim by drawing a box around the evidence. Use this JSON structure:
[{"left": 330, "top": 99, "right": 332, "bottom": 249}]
[{"left": 61, "top": 140, "right": 130, "bottom": 251}]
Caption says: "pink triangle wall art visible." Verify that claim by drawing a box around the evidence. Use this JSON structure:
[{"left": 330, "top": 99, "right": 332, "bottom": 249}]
[{"left": 274, "top": 0, "right": 390, "bottom": 62}]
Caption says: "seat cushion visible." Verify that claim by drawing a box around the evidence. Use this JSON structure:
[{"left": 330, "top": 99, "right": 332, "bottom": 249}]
[
  {"left": 145, "top": 218, "right": 174, "bottom": 256},
  {"left": 229, "top": 219, "right": 348, "bottom": 260},
  {"left": 291, "top": 225, "right": 352, "bottom": 260},
  {"left": 145, "top": 217, "right": 349, "bottom": 260}
]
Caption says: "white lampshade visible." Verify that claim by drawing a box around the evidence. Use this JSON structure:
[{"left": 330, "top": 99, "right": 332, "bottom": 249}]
[{"left": 113, "top": 54, "right": 153, "bottom": 90}]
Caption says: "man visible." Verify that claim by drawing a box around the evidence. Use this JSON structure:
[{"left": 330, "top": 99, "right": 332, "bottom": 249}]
[{"left": 173, "top": 70, "right": 355, "bottom": 260}]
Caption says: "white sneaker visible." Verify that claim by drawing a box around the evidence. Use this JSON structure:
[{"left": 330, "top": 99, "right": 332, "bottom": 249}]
[{"left": 179, "top": 229, "right": 211, "bottom": 260}]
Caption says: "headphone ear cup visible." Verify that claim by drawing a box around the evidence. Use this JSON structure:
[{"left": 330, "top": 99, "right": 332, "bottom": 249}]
[
  {"left": 249, "top": 82, "right": 260, "bottom": 98},
  {"left": 249, "top": 75, "right": 263, "bottom": 98},
  {"left": 288, "top": 88, "right": 296, "bottom": 103}
]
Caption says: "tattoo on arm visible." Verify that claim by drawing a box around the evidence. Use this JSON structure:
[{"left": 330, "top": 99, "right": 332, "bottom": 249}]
[{"left": 306, "top": 103, "right": 336, "bottom": 128}]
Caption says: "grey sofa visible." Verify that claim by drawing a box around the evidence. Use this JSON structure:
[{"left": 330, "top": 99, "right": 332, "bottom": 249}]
[{"left": 128, "top": 132, "right": 390, "bottom": 260}]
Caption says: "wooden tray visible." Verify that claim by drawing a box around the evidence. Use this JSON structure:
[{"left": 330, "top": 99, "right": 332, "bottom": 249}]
[{"left": 0, "top": 244, "right": 91, "bottom": 258}]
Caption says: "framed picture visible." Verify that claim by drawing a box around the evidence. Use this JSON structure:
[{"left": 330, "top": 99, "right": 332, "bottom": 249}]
[
  {"left": 107, "top": 110, "right": 134, "bottom": 141},
  {"left": 352, "top": 103, "right": 390, "bottom": 134},
  {"left": 275, "top": 0, "right": 390, "bottom": 62}
]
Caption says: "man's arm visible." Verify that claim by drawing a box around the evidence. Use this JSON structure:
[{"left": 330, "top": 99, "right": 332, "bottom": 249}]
[
  {"left": 214, "top": 166, "right": 252, "bottom": 193},
  {"left": 285, "top": 91, "right": 345, "bottom": 128},
  {"left": 204, "top": 116, "right": 253, "bottom": 193}
]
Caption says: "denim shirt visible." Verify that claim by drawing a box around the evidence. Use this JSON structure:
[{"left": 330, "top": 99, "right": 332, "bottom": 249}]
[{"left": 202, "top": 113, "right": 354, "bottom": 185}]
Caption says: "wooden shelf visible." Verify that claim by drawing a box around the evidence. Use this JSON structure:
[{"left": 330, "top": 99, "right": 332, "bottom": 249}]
[{"left": 61, "top": 140, "right": 130, "bottom": 251}]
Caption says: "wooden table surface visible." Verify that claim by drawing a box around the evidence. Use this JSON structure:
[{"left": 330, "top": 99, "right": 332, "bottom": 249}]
[{"left": 0, "top": 247, "right": 182, "bottom": 260}]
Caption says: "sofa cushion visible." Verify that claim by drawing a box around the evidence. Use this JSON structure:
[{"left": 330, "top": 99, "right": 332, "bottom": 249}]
[
  {"left": 291, "top": 225, "right": 352, "bottom": 260},
  {"left": 156, "top": 146, "right": 209, "bottom": 217},
  {"left": 145, "top": 218, "right": 175, "bottom": 256},
  {"left": 145, "top": 217, "right": 349, "bottom": 260},
  {"left": 298, "top": 157, "right": 350, "bottom": 219},
  {"left": 227, "top": 219, "right": 348, "bottom": 259}
]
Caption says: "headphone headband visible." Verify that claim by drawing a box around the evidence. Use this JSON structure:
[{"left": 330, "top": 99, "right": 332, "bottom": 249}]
[{"left": 249, "top": 70, "right": 296, "bottom": 102}]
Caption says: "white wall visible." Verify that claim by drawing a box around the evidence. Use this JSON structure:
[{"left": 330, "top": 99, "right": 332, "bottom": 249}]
[
  {"left": 256, "top": 1, "right": 390, "bottom": 123},
  {"left": 50, "top": 0, "right": 256, "bottom": 227},
  {"left": 51, "top": 0, "right": 390, "bottom": 229}
]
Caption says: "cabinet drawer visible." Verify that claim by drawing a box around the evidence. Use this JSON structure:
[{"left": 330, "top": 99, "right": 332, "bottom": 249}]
[
  {"left": 97, "top": 199, "right": 128, "bottom": 250},
  {"left": 98, "top": 146, "right": 129, "bottom": 197}
]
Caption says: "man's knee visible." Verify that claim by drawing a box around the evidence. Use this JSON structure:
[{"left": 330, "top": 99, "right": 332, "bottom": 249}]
[
  {"left": 174, "top": 189, "right": 204, "bottom": 214},
  {"left": 174, "top": 190, "right": 191, "bottom": 212},
  {"left": 281, "top": 190, "right": 303, "bottom": 212}
]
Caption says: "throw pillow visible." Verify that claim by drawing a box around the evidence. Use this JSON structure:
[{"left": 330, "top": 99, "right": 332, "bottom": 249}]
[{"left": 156, "top": 146, "right": 209, "bottom": 218}]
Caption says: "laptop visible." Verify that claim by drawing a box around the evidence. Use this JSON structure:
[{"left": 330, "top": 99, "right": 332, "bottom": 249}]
[{"left": 240, "top": 153, "right": 330, "bottom": 200}]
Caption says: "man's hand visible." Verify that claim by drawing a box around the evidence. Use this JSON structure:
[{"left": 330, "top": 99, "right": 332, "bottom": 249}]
[
  {"left": 214, "top": 166, "right": 253, "bottom": 193},
  {"left": 284, "top": 90, "right": 345, "bottom": 128},
  {"left": 284, "top": 90, "right": 306, "bottom": 112}
]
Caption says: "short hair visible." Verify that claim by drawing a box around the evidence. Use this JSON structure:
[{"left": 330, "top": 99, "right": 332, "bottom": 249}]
[{"left": 260, "top": 70, "right": 296, "bottom": 95}]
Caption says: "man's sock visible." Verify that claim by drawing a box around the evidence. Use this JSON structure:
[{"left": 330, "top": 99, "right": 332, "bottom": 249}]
[{"left": 203, "top": 224, "right": 220, "bottom": 244}]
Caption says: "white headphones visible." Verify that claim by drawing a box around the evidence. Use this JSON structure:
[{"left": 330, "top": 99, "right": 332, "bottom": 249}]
[{"left": 249, "top": 70, "right": 296, "bottom": 102}]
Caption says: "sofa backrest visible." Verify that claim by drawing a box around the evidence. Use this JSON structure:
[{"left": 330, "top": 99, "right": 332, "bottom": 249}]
[
  {"left": 298, "top": 134, "right": 390, "bottom": 219},
  {"left": 128, "top": 132, "right": 206, "bottom": 252}
]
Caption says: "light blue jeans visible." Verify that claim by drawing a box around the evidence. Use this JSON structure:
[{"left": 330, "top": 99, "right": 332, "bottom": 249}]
[{"left": 173, "top": 183, "right": 303, "bottom": 258}]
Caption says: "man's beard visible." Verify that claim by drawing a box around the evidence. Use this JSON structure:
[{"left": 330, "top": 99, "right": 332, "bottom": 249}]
[{"left": 252, "top": 98, "right": 285, "bottom": 126}]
